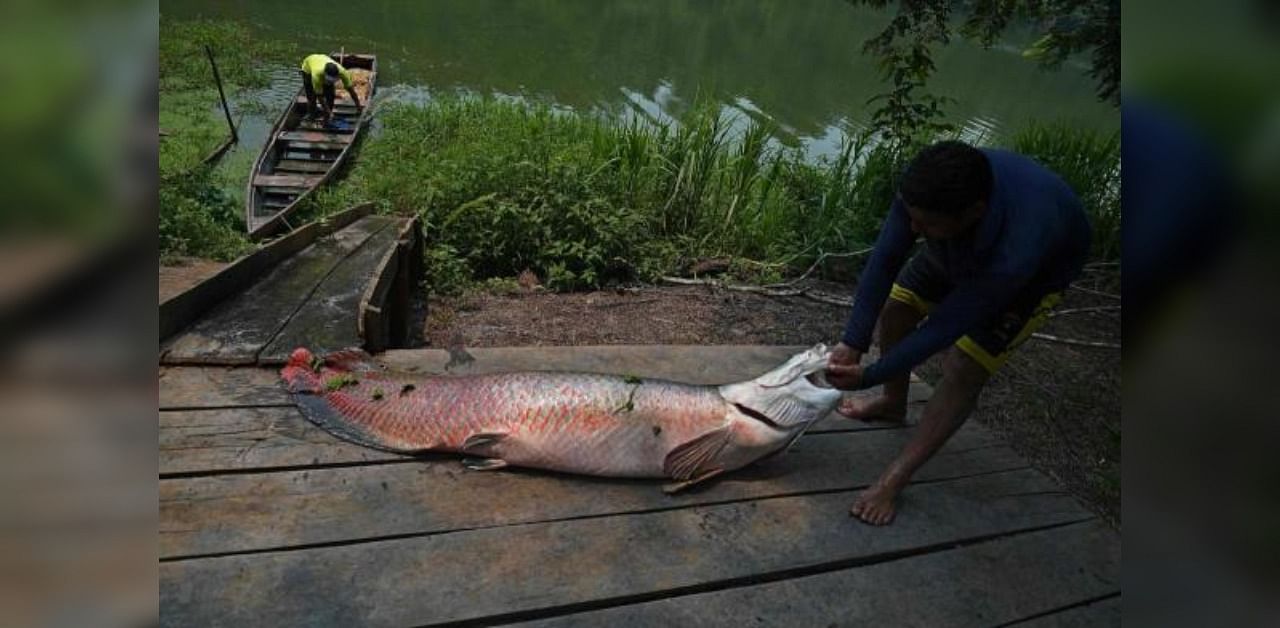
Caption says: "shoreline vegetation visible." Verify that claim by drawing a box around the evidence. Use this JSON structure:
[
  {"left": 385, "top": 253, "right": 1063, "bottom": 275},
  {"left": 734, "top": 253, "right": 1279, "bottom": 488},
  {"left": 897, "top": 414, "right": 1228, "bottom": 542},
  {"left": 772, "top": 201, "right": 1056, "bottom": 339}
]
[{"left": 160, "top": 19, "right": 1120, "bottom": 292}]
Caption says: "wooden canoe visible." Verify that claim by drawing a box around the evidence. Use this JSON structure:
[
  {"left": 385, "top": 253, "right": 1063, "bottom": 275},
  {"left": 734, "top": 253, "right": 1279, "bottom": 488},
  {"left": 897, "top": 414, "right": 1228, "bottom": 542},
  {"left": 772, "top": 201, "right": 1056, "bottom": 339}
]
[{"left": 245, "top": 53, "right": 377, "bottom": 239}]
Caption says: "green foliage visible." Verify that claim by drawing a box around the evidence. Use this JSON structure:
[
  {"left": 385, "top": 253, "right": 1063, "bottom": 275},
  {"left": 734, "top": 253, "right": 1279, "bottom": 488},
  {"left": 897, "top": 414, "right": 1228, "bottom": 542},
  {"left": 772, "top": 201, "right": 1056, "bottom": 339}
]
[
  {"left": 1010, "top": 122, "right": 1121, "bottom": 260},
  {"left": 159, "top": 169, "right": 252, "bottom": 263},
  {"left": 159, "top": 17, "right": 297, "bottom": 91},
  {"left": 159, "top": 18, "right": 297, "bottom": 261},
  {"left": 331, "top": 98, "right": 909, "bottom": 292},
  {"left": 847, "top": 0, "right": 1119, "bottom": 148}
]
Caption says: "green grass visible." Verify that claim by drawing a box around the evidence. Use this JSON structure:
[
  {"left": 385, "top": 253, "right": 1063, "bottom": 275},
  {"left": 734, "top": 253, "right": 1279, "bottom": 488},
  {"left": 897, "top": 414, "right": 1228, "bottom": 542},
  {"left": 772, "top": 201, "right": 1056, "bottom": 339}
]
[
  {"left": 158, "top": 20, "right": 1120, "bottom": 278},
  {"left": 159, "top": 18, "right": 298, "bottom": 261},
  {"left": 304, "top": 98, "right": 905, "bottom": 292},
  {"left": 1009, "top": 122, "right": 1122, "bottom": 262}
]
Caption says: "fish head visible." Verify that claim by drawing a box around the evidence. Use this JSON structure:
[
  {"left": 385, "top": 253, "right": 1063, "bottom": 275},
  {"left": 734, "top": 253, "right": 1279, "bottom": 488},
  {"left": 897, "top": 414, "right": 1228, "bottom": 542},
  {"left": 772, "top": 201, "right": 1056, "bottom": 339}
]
[{"left": 718, "top": 344, "right": 843, "bottom": 430}]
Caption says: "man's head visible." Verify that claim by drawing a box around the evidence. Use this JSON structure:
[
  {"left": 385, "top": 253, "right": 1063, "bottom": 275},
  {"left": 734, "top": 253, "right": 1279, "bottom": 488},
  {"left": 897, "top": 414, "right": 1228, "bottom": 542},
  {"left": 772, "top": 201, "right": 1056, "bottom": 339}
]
[
  {"left": 323, "top": 62, "right": 341, "bottom": 85},
  {"left": 898, "top": 141, "right": 992, "bottom": 240}
]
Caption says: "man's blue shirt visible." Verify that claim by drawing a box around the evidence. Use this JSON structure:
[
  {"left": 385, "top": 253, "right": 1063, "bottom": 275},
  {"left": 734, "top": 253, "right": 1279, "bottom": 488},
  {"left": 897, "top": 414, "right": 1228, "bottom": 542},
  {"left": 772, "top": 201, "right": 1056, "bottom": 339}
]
[{"left": 841, "top": 149, "right": 1091, "bottom": 388}]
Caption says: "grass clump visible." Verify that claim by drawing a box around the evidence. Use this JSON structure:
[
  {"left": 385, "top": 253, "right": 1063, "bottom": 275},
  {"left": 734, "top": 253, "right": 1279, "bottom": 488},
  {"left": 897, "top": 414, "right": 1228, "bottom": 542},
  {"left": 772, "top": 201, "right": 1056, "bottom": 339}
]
[
  {"left": 159, "top": 18, "right": 298, "bottom": 261},
  {"left": 315, "top": 98, "right": 905, "bottom": 292},
  {"left": 1009, "top": 123, "right": 1121, "bottom": 261},
  {"left": 159, "top": 168, "right": 252, "bottom": 263}
]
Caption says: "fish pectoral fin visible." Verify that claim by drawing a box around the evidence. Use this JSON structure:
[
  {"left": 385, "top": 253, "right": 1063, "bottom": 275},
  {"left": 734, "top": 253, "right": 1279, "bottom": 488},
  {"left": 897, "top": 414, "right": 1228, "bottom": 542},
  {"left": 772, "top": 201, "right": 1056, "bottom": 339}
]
[
  {"left": 462, "top": 457, "right": 509, "bottom": 471},
  {"left": 662, "top": 467, "right": 725, "bottom": 495},
  {"left": 663, "top": 427, "right": 732, "bottom": 481},
  {"left": 461, "top": 432, "right": 508, "bottom": 456}
]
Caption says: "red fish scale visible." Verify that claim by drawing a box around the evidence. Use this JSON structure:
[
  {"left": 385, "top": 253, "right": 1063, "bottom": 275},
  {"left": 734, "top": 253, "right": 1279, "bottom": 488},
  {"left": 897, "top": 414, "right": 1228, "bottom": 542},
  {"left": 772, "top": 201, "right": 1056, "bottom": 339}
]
[{"left": 306, "top": 367, "right": 730, "bottom": 477}]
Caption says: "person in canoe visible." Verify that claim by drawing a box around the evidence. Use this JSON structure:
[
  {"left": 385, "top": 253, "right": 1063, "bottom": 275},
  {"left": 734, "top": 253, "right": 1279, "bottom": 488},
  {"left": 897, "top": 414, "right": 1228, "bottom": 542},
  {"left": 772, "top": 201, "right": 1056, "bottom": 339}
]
[{"left": 298, "top": 53, "right": 362, "bottom": 126}]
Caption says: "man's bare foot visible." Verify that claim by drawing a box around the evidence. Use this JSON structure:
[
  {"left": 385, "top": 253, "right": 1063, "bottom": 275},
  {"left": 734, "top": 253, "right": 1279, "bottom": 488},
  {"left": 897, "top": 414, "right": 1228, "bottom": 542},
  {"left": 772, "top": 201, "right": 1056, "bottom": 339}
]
[
  {"left": 850, "top": 483, "right": 900, "bottom": 526},
  {"left": 837, "top": 394, "right": 907, "bottom": 423}
]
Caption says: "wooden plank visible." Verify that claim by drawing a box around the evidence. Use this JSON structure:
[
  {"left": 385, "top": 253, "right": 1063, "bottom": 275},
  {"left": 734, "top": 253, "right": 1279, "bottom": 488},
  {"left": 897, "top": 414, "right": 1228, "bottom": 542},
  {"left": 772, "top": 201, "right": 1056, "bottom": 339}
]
[
  {"left": 358, "top": 218, "right": 418, "bottom": 352},
  {"left": 275, "top": 159, "right": 331, "bottom": 174},
  {"left": 161, "top": 215, "right": 393, "bottom": 365},
  {"left": 159, "top": 425, "right": 1023, "bottom": 558},
  {"left": 280, "top": 148, "right": 340, "bottom": 160},
  {"left": 1009, "top": 595, "right": 1121, "bottom": 627},
  {"left": 257, "top": 217, "right": 405, "bottom": 364},
  {"left": 159, "top": 204, "right": 373, "bottom": 341},
  {"left": 159, "top": 407, "right": 403, "bottom": 476},
  {"left": 513, "top": 522, "right": 1119, "bottom": 628},
  {"left": 159, "top": 470, "right": 1089, "bottom": 627},
  {"left": 159, "top": 367, "right": 282, "bottom": 409},
  {"left": 253, "top": 173, "right": 323, "bottom": 188},
  {"left": 277, "top": 130, "right": 353, "bottom": 145},
  {"left": 280, "top": 138, "right": 348, "bottom": 150}
]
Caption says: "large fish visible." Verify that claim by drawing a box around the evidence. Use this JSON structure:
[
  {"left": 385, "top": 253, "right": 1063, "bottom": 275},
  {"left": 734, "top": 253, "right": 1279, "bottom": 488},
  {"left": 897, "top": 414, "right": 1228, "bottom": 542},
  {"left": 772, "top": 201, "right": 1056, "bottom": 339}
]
[{"left": 281, "top": 344, "right": 841, "bottom": 492}]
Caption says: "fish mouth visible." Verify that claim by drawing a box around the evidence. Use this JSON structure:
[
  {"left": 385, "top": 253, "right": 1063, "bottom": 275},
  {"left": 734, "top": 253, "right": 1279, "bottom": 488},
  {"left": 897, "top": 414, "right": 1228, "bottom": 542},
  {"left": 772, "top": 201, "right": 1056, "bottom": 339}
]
[{"left": 804, "top": 371, "right": 835, "bottom": 389}]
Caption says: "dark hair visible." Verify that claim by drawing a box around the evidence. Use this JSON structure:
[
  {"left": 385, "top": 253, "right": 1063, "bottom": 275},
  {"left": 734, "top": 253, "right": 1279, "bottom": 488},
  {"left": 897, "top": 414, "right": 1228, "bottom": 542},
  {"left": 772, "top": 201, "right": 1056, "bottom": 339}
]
[
  {"left": 898, "top": 141, "right": 992, "bottom": 215},
  {"left": 324, "top": 62, "right": 340, "bottom": 77}
]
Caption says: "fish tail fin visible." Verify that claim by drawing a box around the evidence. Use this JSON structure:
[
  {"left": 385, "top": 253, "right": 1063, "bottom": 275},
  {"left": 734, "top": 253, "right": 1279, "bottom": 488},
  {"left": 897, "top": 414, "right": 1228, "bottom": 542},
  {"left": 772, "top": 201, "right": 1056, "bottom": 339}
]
[{"left": 292, "top": 392, "right": 400, "bottom": 452}]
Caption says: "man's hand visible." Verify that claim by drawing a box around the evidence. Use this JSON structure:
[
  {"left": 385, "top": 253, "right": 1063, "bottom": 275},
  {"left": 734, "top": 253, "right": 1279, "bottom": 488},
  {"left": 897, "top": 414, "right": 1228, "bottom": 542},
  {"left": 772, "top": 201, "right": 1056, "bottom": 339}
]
[{"left": 825, "top": 342, "right": 864, "bottom": 390}]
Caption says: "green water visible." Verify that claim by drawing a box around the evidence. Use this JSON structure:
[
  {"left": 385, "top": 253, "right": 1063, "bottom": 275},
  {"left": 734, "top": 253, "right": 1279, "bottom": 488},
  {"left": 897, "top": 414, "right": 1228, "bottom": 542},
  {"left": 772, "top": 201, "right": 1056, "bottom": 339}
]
[{"left": 164, "top": 0, "right": 1115, "bottom": 158}]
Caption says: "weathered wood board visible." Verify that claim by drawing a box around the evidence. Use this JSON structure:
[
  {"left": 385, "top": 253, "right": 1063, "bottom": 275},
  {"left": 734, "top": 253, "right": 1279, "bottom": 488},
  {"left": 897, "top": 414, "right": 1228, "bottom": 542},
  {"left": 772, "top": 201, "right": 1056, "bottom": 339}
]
[
  {"left": 511, "top": 522, "right": 1119, "bottom": 628},
  {"left": 258, "top": 220, "right": 405, "bottom": 364},
  {"left": 159, "top": 425, "right": 1026, "bottom": 558},
  {"left": 161, "top": 215, "right": 395, "bottom": 365},
  {"left": 159, "top": 469, "right": 1092, "bottom": 627},
  {"left": 157, "top": 346, "right": 1119, "bottom": 627}
]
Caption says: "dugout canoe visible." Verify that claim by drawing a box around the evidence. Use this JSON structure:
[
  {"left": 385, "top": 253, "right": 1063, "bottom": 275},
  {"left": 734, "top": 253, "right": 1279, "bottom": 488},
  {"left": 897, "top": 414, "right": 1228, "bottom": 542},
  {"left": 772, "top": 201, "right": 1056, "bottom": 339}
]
[{"left": 245, "top": 53, "right": 377, "bottom": 239}]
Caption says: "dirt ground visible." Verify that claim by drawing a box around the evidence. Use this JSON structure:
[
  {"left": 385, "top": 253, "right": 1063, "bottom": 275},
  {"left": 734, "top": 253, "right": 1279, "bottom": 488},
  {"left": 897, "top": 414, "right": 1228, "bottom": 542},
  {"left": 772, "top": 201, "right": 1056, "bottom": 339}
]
[
  {"left": 422, "top": 275, "right": 1121, "bottom": 525},
  {"left": 159, "top": 258, "right": 228, "bottom": 303}
]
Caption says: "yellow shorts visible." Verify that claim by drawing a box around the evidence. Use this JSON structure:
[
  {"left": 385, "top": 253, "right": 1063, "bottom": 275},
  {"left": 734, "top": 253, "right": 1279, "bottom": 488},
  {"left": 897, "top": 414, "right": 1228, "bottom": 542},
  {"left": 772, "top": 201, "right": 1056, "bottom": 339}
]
[{"left": 888, "top": 283, "right": 1061, "bottom": 374}]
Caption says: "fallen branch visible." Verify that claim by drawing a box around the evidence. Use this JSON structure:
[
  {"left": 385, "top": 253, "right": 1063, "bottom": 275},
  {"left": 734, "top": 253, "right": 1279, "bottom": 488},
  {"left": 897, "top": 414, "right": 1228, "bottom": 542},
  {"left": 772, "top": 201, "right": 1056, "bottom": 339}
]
[
  {"left": 1069, "top": 283, "right": 1121, "bottom": 300},
  {"left": 1048, "top": 305, "right": 1121, "bottom": 318},
  {"left": 1031, "top": 332, "right": 1121, "bottom": 349},
  {"left": 591, "top": 297, "right": 662, "bottom": 309},
  {"left": 764, "top": 247, "right": 874, "bottom": 289},
  {"left": 660, "top": 276, "right": 851, "bottom": 308}
]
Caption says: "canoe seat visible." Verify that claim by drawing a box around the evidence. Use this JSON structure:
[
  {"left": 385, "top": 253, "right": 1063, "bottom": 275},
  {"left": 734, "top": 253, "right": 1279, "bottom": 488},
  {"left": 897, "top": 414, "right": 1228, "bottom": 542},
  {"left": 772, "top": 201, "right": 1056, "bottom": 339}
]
[
  {"left": 275, "top": 159, "right": 331, "bottom": 174},
  {"left": 254, "top": 173, "right": 323, "bottom": 188},
  {"left": 278, "top": 130, "right": 352, "bottom": 144}
]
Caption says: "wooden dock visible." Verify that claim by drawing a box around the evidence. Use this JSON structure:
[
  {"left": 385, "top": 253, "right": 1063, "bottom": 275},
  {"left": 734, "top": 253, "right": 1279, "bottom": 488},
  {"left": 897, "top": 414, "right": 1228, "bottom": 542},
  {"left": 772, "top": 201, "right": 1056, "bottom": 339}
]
[
  {"left": 158, "top": 346, "right": 1119, "bottom": 627},
  {"left": 160, "top": 203, "right": 422, "bottom": 366}
]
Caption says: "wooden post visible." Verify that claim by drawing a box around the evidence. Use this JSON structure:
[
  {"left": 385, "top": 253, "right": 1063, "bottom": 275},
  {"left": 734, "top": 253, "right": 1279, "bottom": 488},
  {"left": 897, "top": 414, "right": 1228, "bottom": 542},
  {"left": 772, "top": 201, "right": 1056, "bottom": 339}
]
[{"left": 204, "top": 45, "right": 238, "bottom": 143}]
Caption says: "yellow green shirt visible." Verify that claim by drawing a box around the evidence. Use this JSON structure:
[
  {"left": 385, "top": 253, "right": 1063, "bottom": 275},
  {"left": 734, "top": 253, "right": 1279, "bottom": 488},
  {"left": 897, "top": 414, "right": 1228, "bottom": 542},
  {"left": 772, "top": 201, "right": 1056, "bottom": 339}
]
[{"left": 300, "top": 54, "right": 355, "bottom": 94}]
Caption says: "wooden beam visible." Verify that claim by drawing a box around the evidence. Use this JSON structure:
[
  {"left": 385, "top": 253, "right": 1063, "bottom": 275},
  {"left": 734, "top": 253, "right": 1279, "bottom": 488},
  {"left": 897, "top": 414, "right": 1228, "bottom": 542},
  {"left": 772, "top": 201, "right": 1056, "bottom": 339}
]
[
  {"left": 257, "top": 216, "right": 403, "bottom": 364},
  {"left": 253, "top": 173, "right": 323, "bottom": 188},
  {"left": 277, "top": 130, "right": 353, "bottom": 144},
  {"left": 274, "top": 159, "right": 331, "bottom": 174},
  {"left": 159, "top": 425, "right": 1020, "bottom": 558},
  {"left": 509, "top": 522, "right": 1119, "bottom": 627},
  {"left": 159, "top": 203, "right": 373, "bottom": 341},
  {"left": 161, "top": 215, "right": 392, "bottom": 364},
  {"left": 158, "top": 470, "right": 1090, "bottom": 627}
]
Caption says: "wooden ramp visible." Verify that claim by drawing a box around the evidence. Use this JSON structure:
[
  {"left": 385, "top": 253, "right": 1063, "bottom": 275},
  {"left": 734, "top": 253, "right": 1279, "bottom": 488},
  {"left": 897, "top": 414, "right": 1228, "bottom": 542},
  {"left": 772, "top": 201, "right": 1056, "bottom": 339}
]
[
  {"left": 158, "top": 346, "right": 1120, "bottom": 627},
  {"left": 160, "top": 204, "right": 422, "bottom": 366}
]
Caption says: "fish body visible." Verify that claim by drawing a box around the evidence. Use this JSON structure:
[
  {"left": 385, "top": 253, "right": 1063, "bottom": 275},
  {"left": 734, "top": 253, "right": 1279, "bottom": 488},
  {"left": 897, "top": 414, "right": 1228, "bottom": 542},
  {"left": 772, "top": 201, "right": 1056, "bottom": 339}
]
[{"left": 281, "top": 345, "right": 841, "bottom": 490}]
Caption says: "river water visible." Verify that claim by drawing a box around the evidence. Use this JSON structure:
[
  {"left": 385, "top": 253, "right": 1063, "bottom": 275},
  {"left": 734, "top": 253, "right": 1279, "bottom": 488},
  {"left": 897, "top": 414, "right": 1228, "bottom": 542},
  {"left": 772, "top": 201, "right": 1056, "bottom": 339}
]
[{"left": 166, "top": 0, "right": 1116, "bottom": 164}]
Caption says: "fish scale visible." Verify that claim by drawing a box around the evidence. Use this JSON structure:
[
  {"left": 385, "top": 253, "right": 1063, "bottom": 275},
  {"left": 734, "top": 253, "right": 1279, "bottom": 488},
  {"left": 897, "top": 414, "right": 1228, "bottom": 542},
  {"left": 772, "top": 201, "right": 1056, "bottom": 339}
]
[{"left": 280, "top": 345, "right": 842, "bottom": 489}]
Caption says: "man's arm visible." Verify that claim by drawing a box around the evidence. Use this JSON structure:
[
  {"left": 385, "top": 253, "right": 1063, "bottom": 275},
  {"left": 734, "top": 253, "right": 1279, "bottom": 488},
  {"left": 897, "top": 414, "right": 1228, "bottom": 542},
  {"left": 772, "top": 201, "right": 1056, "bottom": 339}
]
[
  {"left": 841, "top": 199, "right": 916, "bottom": 352},
  {"left": 858, "top": 270, "right": 1029, "bottom": 389}
]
